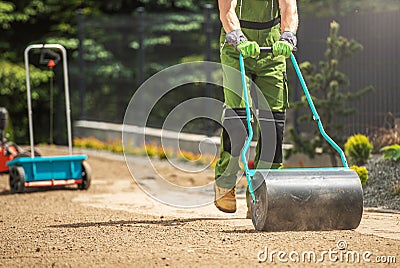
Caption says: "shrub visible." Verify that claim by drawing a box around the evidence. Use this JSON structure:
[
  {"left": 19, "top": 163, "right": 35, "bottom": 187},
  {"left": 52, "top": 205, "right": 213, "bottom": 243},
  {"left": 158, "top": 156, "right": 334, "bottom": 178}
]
[
  {"left": 350, "top": 165, "right": 368, "bottom": 186},
  {"left": 197, "top": 153, "right": 218, "bottom": 168},
  {"left": 344, "top": 134, "right": 373, "bottom": 165},
  {"left": 73, "top": 137, "right": 218, "bottom": 169},
  {"left": 73, "top": 137, "right": 85, "bottom": 148},
  {"left": 157, "top": 146, "right": 174, "bottom": 160},
  {"left": 128, "top": 146, "right": 147, "bottom": 156},
  {"left": 369, "top": 127, "right": 400, "bottom": 153},
  {"left": 73, "top": 136, "right": 107, "bottom": 150},
  {"left": 380, "top": 144, "right": 400, "bottom": 161},
  {"left": 145, "top": 143, "right": 158, "bottom": 158},
  {"left": 177, "top": 149, "right": 200, "bottom": 162},
  {"left": 108, "top": 139, "right": 123, "bottom": 153}
]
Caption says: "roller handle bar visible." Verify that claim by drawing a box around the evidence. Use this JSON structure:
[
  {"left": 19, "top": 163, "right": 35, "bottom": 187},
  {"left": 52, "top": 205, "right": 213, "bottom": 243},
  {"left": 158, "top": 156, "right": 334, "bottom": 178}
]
[
  {"left": 259, "top": 47, "right": 272, "bottom": 53},
  {"left": 259, "top": 47, "right": 298, "bottom": 53}
]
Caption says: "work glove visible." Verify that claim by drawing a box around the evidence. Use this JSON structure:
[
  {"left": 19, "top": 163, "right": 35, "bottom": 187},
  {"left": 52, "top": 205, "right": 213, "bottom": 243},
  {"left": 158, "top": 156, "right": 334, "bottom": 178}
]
[
  {"left": 272, "top": 31, "right": 297, "bottom": 58},
  {"left": 225, "top": 29, "right": 260, "bottom": 59},
  {"left": 236, "top": 41, "right": 260, "bottom": 59}
]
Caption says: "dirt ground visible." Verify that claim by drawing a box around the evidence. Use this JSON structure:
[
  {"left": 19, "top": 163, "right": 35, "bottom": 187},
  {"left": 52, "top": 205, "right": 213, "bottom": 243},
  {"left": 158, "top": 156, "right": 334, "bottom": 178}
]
[{"left": 0, "top": 146, "right": 399, "bottom": 267}]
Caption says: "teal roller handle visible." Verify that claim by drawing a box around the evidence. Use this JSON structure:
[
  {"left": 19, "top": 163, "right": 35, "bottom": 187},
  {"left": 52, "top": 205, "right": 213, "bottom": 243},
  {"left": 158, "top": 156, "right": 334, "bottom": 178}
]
[
  {"left": 290, "top": 53, "right": 349, "bottom": 168},
  {"left": 239, "top": 51, "right": 350, "bottom": 204},
  {"left": 239, "top": 53, "right": 257, "bottom": 203}
]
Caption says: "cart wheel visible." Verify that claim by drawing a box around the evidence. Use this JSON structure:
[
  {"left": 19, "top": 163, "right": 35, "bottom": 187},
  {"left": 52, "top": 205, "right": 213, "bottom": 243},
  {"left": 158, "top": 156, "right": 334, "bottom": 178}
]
[
  {"left": 78, "top": 161, "right": 91, "bottom": 190},
  {"left": 9, "top": 166, "right": 25, "bottom": 194},
  {"left": 13, "top": 153, "right": 30, "bottom": 159},
  {"left": 27, "top": 148, "right": 42, "bottom": 157},
  {"left": 14, "top": 149, "right": 41, "bottom": 159}
]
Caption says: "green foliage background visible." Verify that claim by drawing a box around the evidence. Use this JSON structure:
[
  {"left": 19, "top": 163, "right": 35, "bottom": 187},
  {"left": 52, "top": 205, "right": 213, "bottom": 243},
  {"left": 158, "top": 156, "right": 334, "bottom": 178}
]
[
  {"left": 0, "top": 0, "right": 399, "bottom": 144},
  {"left": 0, "top": 0, "right": 216, "bottom": 143}
]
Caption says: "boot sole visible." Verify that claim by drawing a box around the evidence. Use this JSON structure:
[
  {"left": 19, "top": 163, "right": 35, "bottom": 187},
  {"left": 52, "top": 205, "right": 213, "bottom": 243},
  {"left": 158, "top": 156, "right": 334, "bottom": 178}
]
[{"left": 214, "top": 201, "right": 236, "bottom": 213}]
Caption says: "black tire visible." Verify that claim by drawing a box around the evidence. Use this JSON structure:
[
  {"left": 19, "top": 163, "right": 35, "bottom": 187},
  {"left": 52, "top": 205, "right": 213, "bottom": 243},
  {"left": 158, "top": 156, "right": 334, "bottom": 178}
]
[
  {"left": 29, "top": 148, "right": 42, "bottom": 157},
  {"left": 13, "top": 153, "right": 30, "bottom": 159},
  {"left": 9, "top": 166, "right": 25, "bottom": 194},
  {"left": 15, "top": 148, "right": 41, "bottom": 159},
  {"left": 78, "top": 161, "right": 91, "bottom": 190}
]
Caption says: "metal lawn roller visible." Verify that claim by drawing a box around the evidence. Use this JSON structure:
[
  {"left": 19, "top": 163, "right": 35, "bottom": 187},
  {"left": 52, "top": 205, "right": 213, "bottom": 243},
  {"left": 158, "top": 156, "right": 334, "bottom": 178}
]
[
  {"left": 240, "top": 48, "right": 363, "bottom": 231},
  {"left": 6, "top": 44, "right": 91, "bottom": 193}
]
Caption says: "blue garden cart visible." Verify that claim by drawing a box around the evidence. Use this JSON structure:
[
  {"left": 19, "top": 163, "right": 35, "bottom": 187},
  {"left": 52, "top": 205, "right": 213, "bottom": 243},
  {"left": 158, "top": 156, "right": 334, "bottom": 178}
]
[{"left": 7, "top": 44, "right": 91, "bottom": 193}]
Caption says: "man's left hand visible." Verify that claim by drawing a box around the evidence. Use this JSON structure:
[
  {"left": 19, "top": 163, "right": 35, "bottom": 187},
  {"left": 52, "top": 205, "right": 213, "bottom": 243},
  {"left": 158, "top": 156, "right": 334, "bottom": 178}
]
[{"left": 272, "top": 31, "right": 297, "bottom": 58}]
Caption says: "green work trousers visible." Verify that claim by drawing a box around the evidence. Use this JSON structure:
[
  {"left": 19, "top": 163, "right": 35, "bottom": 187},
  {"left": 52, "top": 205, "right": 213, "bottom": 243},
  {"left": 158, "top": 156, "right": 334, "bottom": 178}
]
[{"left": 215, "top": 21, "right": 288, "bottom": 190}]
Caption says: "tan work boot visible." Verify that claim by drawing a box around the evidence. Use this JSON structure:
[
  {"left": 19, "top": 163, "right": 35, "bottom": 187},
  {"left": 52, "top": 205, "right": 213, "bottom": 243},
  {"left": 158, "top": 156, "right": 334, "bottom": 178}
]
[{"left": 214, "top": 185, "right": 236, "bottom": 213}]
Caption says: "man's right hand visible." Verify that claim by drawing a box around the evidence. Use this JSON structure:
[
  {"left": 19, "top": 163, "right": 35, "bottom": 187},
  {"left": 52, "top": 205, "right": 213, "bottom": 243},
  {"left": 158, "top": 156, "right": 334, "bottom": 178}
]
[
  {"left": 236, "top": 41, "right": 260, "bottom": 59},
  {"left": 225, "top": 29, "right": 260, "bottom": 59}
]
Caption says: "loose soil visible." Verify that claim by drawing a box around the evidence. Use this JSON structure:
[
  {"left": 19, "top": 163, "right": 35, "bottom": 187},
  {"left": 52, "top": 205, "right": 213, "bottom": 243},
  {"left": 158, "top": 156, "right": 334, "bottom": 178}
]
[{"left": 0, "top": 146, "right": 399, "bottom": 267}]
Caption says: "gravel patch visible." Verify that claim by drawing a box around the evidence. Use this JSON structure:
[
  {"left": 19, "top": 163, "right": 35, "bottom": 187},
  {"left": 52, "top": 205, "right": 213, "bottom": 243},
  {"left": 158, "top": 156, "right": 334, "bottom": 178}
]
[{"left": 364, "top": 157, "right": 400, "bottom": 210}]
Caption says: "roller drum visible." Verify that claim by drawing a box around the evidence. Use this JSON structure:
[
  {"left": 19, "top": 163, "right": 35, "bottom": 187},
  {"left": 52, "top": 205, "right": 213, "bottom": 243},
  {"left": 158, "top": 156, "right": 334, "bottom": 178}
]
[{"left": 250, "top": 169, "right": 363, "bottom": 231}]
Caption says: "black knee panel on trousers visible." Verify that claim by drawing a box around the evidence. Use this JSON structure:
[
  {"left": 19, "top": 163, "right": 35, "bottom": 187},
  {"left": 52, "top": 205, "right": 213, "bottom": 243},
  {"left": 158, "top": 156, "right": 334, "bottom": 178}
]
[
  {"left": 222, "top": 108, "right": 249, "bottom": 157},
  {"left": 258, "top": 110, "right": 285, "bottom": 163}
]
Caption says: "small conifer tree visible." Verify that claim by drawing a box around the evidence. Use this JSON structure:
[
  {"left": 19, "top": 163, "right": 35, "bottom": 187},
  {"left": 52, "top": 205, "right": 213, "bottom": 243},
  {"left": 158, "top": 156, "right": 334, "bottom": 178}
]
[{"left": 286, "top": 21, "right": 373, "bottom": 166}]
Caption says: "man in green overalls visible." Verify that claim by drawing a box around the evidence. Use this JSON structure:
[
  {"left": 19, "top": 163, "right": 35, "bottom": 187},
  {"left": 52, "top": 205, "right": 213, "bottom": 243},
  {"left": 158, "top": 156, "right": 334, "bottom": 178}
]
[{"left": 215, "top": 0, "right": 299, "bottom": 217}]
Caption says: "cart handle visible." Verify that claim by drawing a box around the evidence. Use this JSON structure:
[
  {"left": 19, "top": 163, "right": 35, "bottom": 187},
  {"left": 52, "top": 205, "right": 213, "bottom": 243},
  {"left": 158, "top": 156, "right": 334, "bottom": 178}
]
[{"left": 24, "top": 44, "right": 73, "bottom": 157}]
